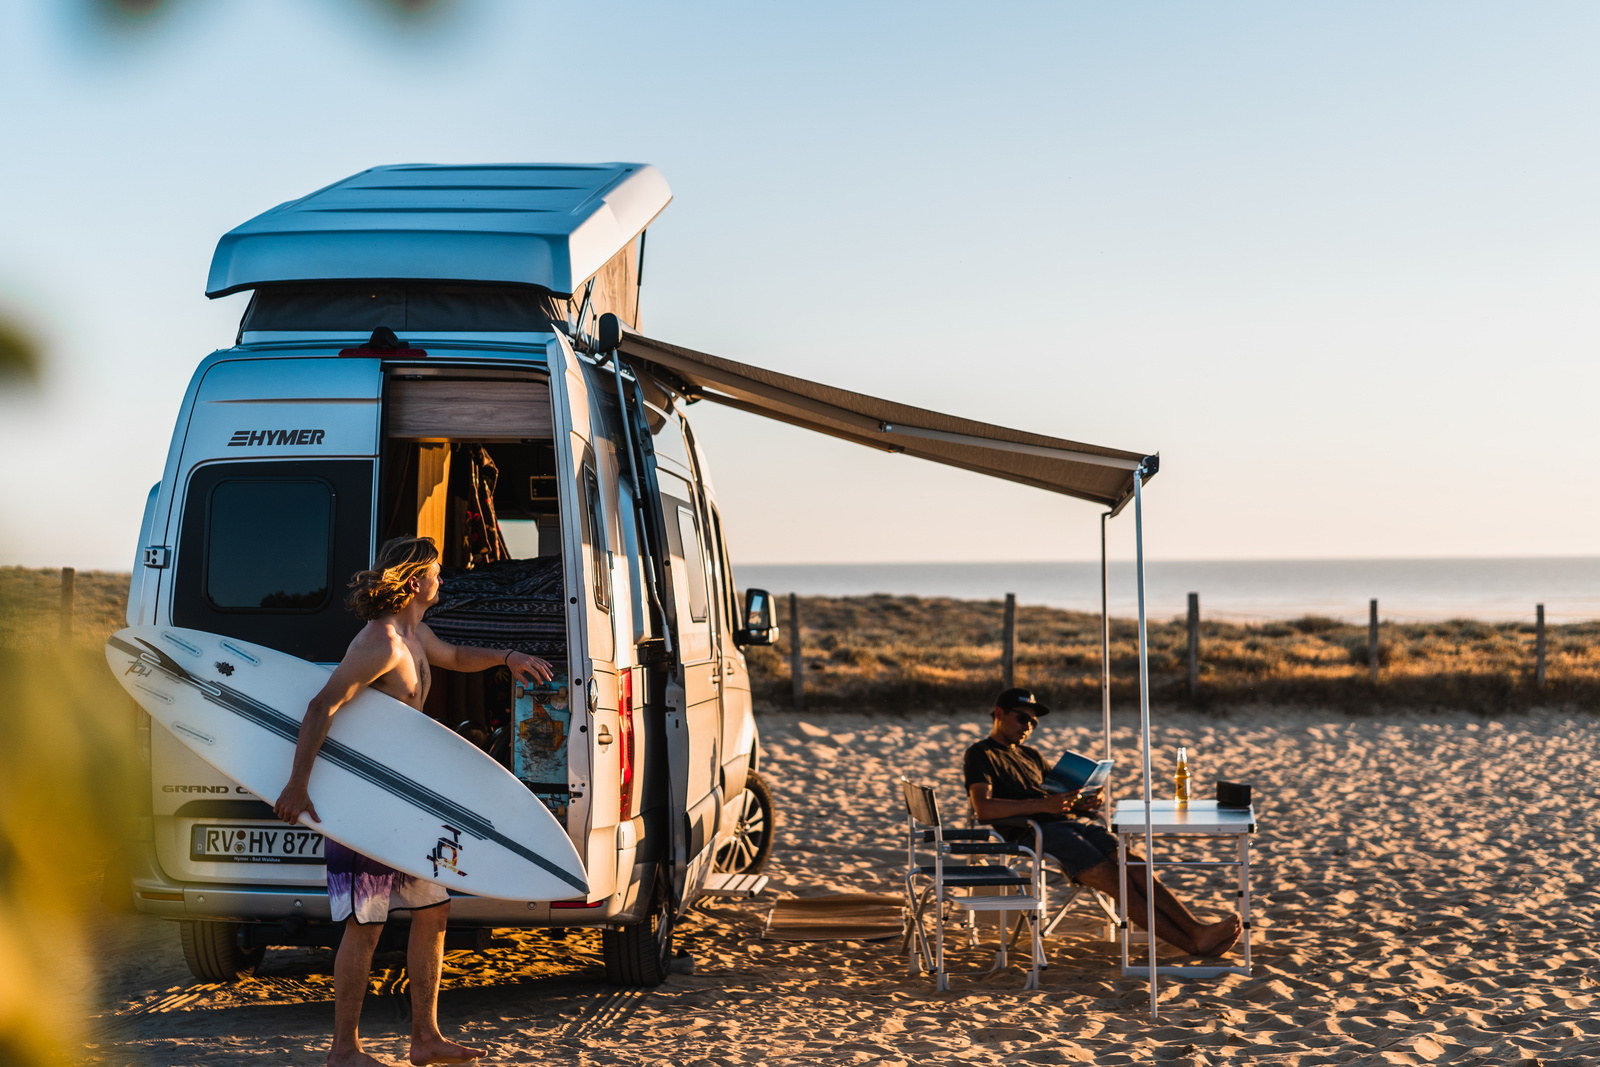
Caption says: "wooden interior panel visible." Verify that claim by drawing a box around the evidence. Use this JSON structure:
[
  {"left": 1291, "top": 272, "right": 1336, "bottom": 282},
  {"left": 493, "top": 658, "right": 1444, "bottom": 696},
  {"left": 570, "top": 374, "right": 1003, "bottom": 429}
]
[{"left": 388, "top": 380, "right": 552, "bottom": 440}]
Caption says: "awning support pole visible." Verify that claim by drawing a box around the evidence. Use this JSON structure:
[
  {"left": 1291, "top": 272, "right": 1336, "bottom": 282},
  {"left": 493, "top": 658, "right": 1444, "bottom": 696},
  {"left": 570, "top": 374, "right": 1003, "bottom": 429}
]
[
  {"left": 1100, "top": 511, "right": 1112, "bottom": 765},
  {"left": 1134, "top": 467, "right": 1158, "bottom": 1019}
]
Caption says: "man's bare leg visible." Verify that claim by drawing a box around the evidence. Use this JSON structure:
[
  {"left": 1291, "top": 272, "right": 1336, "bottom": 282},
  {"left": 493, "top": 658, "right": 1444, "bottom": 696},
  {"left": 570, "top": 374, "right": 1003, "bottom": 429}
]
[
  {"left": 1074, "top": 861, "right": 1200, "bottom": 952},
  {"left": 1074, "top": 860, "right": 1239, "bottom": 956},
  {"left": 330, "top": 919, "right": 388, "bottom": 1067},
  {"left": 1123, "top": 857, "right": 1241, "bottom": 955},
  {"left": 405, "top": 904, "right": 485, "bottom": 1066}
]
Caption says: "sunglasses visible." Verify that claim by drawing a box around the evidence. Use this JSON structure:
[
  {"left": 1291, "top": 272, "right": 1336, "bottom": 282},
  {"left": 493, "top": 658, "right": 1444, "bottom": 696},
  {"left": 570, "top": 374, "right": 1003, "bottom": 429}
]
[{"left": 1007, "top": 708, "right": 1039, "bottom": 727}]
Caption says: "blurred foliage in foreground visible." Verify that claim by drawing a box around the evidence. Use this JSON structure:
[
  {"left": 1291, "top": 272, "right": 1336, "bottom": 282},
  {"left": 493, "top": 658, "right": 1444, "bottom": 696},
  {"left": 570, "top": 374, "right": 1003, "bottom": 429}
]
[
  {"left": 746, "top": 594, "right": 1600, "bottom": 715},
  {"left": 0, "top": 583, "right": 138, "bottom": 1065},
  {"left": 0, "top": 317, "right": 41, "bottom": 382}
]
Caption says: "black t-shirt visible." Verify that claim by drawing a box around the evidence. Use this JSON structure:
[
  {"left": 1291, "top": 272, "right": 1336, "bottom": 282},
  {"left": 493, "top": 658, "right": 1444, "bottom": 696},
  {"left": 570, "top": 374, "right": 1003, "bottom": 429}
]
[{"left": 962, "top": 736, "right": 1068, "bottom": 827}]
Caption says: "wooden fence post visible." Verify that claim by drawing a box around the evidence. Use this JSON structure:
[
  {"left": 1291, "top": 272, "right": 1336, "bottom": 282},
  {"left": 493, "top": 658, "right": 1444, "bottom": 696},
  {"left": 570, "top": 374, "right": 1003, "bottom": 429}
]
[
  {"left": 1001, "top": 593, "right": 1016, "bottom": 690},
  {"left": 60, "top": 566, "right": 75, "bottom": 643},
  {"left": 1535, "top": 603, "right": 1546, "bottom": 693},
  {"left": 1368, "top": 599, "right": 1380, "bottom": 683},
  {"left": 789, "top": 593, "right": 803, "bottom": 710},
  {"left": 1186, "top": 592, "right": 1200, "bottom": 702}
]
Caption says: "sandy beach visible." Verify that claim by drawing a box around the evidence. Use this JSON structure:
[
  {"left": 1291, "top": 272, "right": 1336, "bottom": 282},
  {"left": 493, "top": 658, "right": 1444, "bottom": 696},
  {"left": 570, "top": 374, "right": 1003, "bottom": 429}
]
[{"left": 82, "top": 706, "right": 1600, "bottom": 1066}]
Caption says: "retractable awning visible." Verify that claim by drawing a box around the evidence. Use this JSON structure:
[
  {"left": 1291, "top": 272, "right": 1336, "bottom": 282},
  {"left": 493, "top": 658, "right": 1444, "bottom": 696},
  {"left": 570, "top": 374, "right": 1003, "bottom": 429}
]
[{"left": 618, "top": 332, "right": 1156, "bottom": 511}]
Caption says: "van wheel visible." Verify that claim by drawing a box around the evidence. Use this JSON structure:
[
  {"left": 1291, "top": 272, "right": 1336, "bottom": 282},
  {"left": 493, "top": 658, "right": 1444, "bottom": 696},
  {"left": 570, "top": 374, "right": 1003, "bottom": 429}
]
[
  {"left": 712, "top": 770, "right": 774, "bottom": 875},
  {"left": 179, "top": 920, "right": 263, "bottom": 982},
  {"left": 601, "top": 865, "right": 674, "bottom": 986}
]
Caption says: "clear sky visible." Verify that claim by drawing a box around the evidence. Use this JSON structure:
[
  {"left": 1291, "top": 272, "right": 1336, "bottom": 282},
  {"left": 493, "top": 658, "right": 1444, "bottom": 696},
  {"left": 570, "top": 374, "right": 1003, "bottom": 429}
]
[{"left": 2, "top": 1, "right": 1596, "bottom": 571}]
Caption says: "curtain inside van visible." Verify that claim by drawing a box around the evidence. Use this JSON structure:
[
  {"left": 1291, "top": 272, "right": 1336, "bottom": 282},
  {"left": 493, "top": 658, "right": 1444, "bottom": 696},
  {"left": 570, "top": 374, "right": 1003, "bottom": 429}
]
[{"left": 242, "top": 284, "right": 563, "bottom": 333}]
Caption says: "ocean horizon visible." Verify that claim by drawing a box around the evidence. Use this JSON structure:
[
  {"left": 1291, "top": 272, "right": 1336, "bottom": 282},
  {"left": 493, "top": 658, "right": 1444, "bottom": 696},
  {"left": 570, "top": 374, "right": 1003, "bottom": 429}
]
[{"left": 735, "top": 557, "right": 1600, "bottom": 624}]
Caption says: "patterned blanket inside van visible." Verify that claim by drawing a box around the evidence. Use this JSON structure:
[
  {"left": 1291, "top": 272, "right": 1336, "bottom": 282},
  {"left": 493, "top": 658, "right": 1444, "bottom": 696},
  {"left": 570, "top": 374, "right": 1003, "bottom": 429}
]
[{"left": 423, "top": 557, "right": 566, "bottom": 658}]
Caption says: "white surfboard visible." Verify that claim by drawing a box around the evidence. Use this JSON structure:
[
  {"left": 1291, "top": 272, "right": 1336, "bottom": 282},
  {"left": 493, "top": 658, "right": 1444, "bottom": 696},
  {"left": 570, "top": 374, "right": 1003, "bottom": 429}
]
[{"left": 106, "top": 625, "right": 587, "bottom": 902}]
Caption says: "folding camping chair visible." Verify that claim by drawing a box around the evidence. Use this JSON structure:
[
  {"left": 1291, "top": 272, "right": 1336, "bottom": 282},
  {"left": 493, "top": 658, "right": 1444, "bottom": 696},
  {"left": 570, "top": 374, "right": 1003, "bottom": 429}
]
[{"left": 899, "top": 777, "right": 1046, "bottom": 991}]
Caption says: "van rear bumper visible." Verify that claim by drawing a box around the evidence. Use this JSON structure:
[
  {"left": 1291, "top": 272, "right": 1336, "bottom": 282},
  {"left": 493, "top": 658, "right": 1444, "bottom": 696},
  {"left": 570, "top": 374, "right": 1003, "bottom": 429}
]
[
  {"left": 136, "top": 886, "right": 639, "bottom": 926},
  {"left": 126, "top": 841, "right": 649, "bottom": 927}
]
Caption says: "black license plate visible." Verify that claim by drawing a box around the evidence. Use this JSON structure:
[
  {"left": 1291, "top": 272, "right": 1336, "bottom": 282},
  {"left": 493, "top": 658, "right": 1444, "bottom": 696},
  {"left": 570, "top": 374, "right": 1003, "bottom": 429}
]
[{"left": 190, "top": 824, "right": 325, "bottom": 865}]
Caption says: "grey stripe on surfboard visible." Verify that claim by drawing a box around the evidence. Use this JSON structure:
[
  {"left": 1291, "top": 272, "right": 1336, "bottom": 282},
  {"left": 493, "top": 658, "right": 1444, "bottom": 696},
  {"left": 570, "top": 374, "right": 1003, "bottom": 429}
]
[{"left": 111, "top": 635, "right": 586, "bottom": 894}]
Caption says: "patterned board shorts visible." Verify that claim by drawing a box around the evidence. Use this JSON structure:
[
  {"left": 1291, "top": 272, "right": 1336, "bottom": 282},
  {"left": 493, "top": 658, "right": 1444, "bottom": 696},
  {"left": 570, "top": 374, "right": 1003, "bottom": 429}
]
[{"left": 326, "top": 839, "right": 450, "bottom": 925}]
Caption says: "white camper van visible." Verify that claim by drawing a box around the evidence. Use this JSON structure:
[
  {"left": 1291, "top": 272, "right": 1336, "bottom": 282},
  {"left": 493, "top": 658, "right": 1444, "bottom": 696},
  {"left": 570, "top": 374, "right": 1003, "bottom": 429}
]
[{"left": 122, "top": 163, "right": 779, "bottom": 986}]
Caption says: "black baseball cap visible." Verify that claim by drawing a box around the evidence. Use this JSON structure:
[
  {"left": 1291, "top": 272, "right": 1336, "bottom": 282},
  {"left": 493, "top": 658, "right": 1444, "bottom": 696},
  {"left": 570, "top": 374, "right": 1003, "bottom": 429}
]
[{"left": 994, "top": 687, "right": 1051, "bottom": 716}]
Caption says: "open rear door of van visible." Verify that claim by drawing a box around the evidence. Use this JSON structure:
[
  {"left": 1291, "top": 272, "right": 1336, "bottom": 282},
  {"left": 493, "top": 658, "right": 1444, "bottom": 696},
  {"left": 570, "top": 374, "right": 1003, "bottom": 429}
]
[{"left": 545, "top": 337, "right": 625, "bottom": 902}]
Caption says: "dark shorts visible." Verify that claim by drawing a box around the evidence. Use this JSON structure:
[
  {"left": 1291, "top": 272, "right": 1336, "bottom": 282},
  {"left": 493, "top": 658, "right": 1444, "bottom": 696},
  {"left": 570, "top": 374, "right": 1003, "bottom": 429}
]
[
  {"left": 1001, "top": 819, "right": 1119, "bottom": 880},
  {"left": 325, "top": 840, "right": 449, "bottom": 925}
]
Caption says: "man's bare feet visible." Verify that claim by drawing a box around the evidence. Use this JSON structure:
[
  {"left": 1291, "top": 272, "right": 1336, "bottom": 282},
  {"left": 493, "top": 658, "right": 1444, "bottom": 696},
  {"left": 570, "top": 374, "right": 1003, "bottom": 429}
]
[
  {"left": 327, "top": 1047, "right": 395, "bottom": 1067},
  {"left": 409, "top": 1036, "right": 485, "bottom": 1065},
  {"left": 1193, "top": 914, "right": 1243, "bottom": 957}
]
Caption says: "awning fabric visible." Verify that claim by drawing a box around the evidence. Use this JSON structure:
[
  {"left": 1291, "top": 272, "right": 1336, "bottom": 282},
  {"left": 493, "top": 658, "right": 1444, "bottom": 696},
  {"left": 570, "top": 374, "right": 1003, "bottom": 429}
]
[{"left": 617, "top": 333, "right": 1156, "bottom": 511}]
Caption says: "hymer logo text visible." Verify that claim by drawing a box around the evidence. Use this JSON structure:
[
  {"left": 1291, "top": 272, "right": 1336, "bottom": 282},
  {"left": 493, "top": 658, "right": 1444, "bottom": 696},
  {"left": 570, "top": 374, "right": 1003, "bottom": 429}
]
[{"left": 228, "top": 429, "right": 327, "bottom": 447}]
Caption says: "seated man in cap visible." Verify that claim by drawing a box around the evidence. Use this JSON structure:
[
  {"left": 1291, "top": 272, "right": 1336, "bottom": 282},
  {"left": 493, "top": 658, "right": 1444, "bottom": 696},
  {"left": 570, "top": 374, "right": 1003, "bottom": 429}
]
[{"left": 963, "top": 688, "right": 1241, "bottom": 957}]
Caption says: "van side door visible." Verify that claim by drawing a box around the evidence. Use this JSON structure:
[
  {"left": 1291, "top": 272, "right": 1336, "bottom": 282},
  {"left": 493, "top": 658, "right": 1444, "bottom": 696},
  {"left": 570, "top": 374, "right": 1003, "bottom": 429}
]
[
  {"left": 680, "top": 421, "right": 755, "bottom": 804},
  {"left": 645, "top": 407, "right": 722, "bottom": 899}
]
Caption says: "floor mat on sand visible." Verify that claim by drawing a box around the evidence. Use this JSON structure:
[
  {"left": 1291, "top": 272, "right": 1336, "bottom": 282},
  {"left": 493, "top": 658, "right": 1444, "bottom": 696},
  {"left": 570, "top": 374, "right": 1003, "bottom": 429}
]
[{"left": 761, "top": 894, "right": 906, "bottom": 941}]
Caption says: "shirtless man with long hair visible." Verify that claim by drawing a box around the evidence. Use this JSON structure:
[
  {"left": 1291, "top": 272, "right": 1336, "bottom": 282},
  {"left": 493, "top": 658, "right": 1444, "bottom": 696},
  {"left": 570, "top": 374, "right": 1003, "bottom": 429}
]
[{"left": 274, "top": 536, "right": 553, "bottom": 1067}]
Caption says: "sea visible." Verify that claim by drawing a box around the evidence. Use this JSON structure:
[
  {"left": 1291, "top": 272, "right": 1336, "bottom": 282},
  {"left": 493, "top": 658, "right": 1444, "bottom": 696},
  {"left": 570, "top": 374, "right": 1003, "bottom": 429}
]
[{"left": 736, "top": 558, "right": 1600, "bottom": 624}]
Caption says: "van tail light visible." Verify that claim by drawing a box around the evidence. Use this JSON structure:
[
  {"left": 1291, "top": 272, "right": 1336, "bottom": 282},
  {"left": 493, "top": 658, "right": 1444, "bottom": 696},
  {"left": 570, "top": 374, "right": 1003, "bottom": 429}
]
[{"left": 618, "top": 668, "right": 635, "bottom": 819}]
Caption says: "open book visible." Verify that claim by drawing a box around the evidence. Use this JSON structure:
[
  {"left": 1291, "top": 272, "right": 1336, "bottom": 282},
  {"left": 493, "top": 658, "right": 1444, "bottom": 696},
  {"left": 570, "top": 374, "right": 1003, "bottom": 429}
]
[{"left": 1042, "top": 749, "right": 1113, "bottom": 795}]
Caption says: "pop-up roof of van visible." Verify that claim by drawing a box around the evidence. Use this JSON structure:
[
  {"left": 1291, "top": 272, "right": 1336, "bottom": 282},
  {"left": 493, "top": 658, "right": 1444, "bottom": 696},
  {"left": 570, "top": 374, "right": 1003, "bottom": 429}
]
[{"left": 206, "top": 164, "right": 670, "bottom": 299}]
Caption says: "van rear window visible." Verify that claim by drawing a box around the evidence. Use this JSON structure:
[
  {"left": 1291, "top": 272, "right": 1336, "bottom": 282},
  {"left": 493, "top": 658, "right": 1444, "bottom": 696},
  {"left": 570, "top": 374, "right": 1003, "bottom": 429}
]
[
  {"left": 174, "top": 460, "right": 372, "bottom": 662},
  {"left": 206, "top": 480, "right": 333, "bottom": 611}
]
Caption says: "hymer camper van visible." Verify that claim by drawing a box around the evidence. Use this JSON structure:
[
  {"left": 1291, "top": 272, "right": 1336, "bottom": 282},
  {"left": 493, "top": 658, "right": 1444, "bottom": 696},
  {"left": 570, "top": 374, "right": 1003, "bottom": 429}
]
[{"left": 122, "top": 164, "right": 780, "bottom": 986}]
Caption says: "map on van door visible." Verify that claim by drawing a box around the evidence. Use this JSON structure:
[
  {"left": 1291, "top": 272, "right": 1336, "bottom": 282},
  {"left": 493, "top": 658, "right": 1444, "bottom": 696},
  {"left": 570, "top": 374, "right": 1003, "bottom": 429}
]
[{"left": 513, "top": 673, "right": 570, "bottom": 825}]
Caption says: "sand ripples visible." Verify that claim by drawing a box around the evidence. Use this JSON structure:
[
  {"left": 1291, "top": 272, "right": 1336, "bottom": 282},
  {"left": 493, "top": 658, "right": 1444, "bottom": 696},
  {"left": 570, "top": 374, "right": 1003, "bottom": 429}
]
[{"left": 84, "top": 707, "right": 1599, "bottom": 1065}]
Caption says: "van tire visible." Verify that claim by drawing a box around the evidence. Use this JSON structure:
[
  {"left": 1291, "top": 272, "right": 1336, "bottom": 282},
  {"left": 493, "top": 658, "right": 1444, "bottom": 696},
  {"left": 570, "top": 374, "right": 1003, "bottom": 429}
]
[
  {"left": 179, "top": 920, "right": 263, "bottom": 982},
  {"left": 712, "top": 770, "right": 775, "bottom": 875},
  {"left": 601, "top": 865, "right": 673, "bottom": 986}
]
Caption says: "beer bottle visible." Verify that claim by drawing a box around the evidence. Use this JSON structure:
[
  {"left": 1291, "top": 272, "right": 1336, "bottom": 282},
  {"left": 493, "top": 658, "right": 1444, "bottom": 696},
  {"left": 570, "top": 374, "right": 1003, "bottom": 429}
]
[{"left": 1175, "top": 746, "right": 1190, "bottom": 809}]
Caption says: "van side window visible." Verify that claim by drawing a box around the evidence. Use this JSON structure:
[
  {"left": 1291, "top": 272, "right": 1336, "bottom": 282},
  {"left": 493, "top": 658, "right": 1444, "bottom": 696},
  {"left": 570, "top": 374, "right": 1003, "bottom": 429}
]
[
  {"left": 205, "top": 479, "right": 333, "bottom": 611},
  {"left": 709, "top": 506, "right": 739, "bottom": 638},
  {"left": 617, "top": 483, "right": 649, "bottom": 643},
  {"left": 650, "top": 410, "right": 695, "bottom": 474},
  {"left": 675, "top": 506, "right": 709, "bottom": 623},
  {"left": 582, "top": 466, "right": 611, "bottom": 613}
]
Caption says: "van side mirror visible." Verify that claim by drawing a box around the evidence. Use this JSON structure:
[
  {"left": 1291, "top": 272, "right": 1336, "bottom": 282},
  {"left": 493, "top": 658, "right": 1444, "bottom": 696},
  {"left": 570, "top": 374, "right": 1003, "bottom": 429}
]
[
  {"left": 597, "top": 312, "right": 623, "bottom": 353},
  {"left": 736, "top": 588, "right": 778, "bottom": 647}
]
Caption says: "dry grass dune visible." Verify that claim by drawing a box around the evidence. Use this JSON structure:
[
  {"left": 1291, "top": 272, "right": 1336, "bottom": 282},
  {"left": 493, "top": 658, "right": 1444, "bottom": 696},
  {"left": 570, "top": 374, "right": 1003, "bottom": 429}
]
[
  {"left": 6, "top": 567, "right": 1597, "bottom": 714},
  {"left": 749, "top": 594, "right": 1600, "bottom": 714}
]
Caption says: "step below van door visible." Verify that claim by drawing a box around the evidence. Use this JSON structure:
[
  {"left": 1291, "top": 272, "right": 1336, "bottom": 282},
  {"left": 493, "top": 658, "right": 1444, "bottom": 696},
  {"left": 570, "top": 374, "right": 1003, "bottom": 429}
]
[{"left": 546, "top": 337, "right": 622, "bottom": 901}]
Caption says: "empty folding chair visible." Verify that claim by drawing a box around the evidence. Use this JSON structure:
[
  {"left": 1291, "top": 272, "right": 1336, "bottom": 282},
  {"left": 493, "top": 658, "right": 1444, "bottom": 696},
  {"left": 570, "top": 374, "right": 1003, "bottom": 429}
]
[{"left": 899, "top": 777, "right": 1046, "bottom": 991}]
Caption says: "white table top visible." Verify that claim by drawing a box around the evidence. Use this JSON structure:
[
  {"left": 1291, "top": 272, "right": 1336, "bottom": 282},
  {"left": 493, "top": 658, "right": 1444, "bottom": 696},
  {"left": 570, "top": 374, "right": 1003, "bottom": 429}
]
[{"left": 1111, "top": 798, "right": 1256, "bottom": 834}]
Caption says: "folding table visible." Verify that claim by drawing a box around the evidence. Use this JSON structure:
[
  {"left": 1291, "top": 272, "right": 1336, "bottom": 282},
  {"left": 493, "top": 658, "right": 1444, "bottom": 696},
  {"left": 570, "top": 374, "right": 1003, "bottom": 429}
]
[{"left": 1112, "top": 798, "right": 1255, "bottom": 979}]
